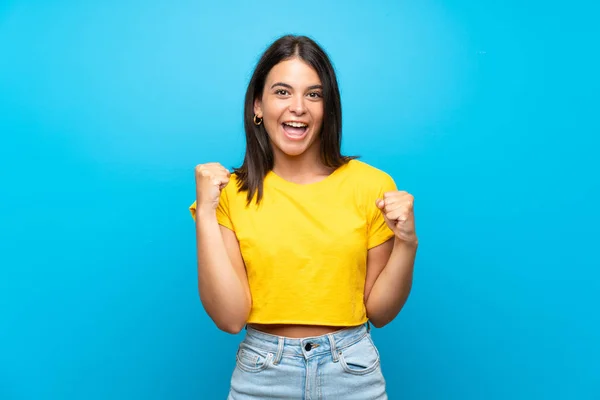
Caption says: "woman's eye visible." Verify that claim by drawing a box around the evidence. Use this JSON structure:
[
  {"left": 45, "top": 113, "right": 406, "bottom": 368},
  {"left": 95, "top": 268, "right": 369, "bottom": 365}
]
[
  {"left": 308, "top": 92, "right": 322, "bottom": 98},
  {"left": 275, "top": 89, "right": 289, "bottom": 95}
]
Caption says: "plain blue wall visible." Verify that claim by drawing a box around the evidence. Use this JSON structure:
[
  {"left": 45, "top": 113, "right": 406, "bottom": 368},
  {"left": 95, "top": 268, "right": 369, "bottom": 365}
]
[{"left": 1, "top": 1, "right": 598, "bottom": 399}]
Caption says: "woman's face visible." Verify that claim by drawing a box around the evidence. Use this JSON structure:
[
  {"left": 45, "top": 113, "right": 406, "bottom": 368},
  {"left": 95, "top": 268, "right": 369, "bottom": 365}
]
[{"left": 254, "top": 57, "right": 324, "bottom": 159}]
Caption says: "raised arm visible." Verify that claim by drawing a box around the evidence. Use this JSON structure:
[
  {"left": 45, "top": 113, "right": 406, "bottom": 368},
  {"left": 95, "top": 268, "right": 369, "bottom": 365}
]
[
  {"left": 194, "top": 163, "right": 251, "bottom": 334},
  {"left": 364, "top": 190, "right": 418, "bottom": 328}
]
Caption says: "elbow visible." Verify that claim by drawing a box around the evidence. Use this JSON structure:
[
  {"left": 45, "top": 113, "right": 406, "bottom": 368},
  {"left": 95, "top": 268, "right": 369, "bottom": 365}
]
[
  {"left": 365, "top": 300, "right": 387, "bottom": 329},
  {"left": 209, "top": 299, "right": 251, "bottom": 335},
  {"left": 216, "top": 320, "right": 246, "bottom": 335},
  {"left": 365, "top": 300, "right": 403, "bottom": 329},
  {"left": 209, "top": 309, "right": 247, "bottom": 334},
  {"left": 368, "top": 316, "right": 391, "bottom": 329},
  {"left": 198, "top": 287, "right": 252, "bottom": 335}
]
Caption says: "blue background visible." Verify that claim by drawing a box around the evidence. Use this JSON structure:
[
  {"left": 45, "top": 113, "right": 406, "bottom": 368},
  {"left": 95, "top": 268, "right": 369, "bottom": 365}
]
[{"left": 1, "top": 1, "right": 598, "bottom": 399}]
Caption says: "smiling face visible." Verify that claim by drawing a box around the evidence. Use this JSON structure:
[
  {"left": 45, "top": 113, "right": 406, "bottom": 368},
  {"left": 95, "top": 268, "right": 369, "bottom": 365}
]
[{"left": 254, "top": 57, "right": 324, "bottom": 160}]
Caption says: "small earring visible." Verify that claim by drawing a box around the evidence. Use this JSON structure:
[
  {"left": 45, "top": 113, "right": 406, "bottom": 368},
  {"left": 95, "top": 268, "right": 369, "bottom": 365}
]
[{"left": 253, "top": 114, "right": 263, "bottom": 126}]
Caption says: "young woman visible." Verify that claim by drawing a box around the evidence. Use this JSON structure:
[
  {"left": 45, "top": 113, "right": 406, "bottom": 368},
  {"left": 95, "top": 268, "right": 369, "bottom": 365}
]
[{"left": 190, "top": 35, "right": 418, "bottom": 399}]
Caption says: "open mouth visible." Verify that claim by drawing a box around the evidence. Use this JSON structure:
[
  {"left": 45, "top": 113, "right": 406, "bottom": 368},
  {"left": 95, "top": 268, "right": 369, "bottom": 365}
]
[{"left": 282, "top": 121, "right": 309, "bottom": 139}]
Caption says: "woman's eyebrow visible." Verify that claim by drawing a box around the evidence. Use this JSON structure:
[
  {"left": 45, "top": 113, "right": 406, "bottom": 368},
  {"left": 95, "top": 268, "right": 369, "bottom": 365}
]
[
  {"left": 270, "top": 82, "right": 323, "bottom": 90},
  {"left": 270, "top": 82, "right": 293, "bottom": 89}
]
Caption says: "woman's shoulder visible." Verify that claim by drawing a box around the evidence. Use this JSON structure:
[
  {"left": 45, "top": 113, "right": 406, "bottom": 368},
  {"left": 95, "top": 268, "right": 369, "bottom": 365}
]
[{"left": 346, "top": 159, "right": 396, "bottom": 186}]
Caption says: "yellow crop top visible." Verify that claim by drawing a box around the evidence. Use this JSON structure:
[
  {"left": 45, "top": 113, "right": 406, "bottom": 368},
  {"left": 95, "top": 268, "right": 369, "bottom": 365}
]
[{"left": 189, "top": 159, "right": 396, "bottom": 326}]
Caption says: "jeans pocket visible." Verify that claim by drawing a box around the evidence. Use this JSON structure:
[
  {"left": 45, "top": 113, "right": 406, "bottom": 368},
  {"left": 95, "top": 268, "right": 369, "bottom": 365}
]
[
  {"left": 235, "top": 343, "right": 273, "bottom": 373},
  {"left": 338, "top": 334, "right": 381, "bottom": 376}
]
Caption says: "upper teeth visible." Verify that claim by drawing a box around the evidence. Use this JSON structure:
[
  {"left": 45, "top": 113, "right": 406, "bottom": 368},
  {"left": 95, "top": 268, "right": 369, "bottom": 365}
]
[{"left": 284, "top": 122, "right": 307, "bottom": 128}]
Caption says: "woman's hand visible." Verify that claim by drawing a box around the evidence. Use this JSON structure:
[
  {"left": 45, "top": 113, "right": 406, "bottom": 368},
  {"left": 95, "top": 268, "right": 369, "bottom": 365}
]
[
  {"left": 195, "top": 162, "right": 231, "bottom": 211},
  {"left": 376, "top": 191, "right": 418, "bottom": 246}
]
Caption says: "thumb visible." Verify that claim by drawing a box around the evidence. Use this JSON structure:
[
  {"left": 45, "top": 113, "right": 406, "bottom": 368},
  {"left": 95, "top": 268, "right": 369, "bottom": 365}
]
[{"left": 376, "top": 199, "right": 385, "bottom": 210}]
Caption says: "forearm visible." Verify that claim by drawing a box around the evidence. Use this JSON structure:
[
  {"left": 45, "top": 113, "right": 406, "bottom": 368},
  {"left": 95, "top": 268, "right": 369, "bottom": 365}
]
[
  {"left": 195, "top": 209, "right": 250, "bottom": 333},
  {"left": 366, "top": 237, "right": 418, "bottom": 328}
]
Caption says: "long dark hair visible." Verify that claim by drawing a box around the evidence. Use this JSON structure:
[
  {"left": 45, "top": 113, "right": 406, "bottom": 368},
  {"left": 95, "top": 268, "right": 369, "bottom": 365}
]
[{"left": 233, "top": 34, "right": 358, "bottom": 205}]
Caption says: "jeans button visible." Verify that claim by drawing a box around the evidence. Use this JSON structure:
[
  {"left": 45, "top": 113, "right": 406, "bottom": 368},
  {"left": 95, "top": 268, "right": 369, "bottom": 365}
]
[{"left": 304, "top": 343, "right": 312, "bottom": 351}]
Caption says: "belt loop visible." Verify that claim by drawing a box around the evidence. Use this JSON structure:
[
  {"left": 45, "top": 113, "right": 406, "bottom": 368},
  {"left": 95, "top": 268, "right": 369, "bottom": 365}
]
[
  {"left": 273, "top": 337, "right": 284, "bottom": 365},
  {"left": 366, "top": 320, "right": 371, "bottom": 333},
  {"left": 327, "top": 334, "right": 339, "bottom": 363}
]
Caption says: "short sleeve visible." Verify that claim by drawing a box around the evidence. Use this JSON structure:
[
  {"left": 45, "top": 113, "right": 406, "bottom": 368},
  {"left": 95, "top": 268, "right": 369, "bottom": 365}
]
[
  {"left": 366, "top": 172, "right": 397, "bottom": 249},
  {"left": 189, "top": 201, "right": 197, "bottom": 220},
  {"left": 188, "top": 188, "right": 234, "bottom": 231}
]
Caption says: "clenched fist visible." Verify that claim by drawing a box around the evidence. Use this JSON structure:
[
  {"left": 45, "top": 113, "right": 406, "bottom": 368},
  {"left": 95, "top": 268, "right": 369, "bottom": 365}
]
[
  {"left": 195, "top": 162, "right": 231, "bottom": 211},
  {"left": 376, "top": 191, "right": 418, "bottom": 245}
]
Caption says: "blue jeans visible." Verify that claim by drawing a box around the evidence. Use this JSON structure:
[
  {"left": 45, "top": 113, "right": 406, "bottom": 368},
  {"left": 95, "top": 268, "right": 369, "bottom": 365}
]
[{"left": 227, "top": 322, "right": 388, "bottom": 399}]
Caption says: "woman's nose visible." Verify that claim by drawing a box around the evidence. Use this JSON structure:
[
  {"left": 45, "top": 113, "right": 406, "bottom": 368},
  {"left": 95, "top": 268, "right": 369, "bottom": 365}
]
[{"left": 289, "top": 95, "right": 306, "bottom": 114}]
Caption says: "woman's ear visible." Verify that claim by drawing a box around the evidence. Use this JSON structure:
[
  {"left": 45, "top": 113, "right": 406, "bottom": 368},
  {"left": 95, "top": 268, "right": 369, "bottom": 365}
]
[{"left": 254, "top": 98, "right": 262, "bottom": 118}]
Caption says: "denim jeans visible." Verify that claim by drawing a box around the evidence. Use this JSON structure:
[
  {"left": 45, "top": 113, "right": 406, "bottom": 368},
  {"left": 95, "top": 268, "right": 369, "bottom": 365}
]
[{"left": 227, "top": 322, "right": 388, "bottom": 399}]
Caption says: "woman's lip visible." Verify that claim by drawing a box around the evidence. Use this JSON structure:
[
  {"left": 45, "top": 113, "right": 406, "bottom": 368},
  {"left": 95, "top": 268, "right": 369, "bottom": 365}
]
[
  {"left": 282, "top": 121, "right": 309, "bottom": 125},
  {"left": 281, "top": 124, "right": 309, "bottom": 141}
]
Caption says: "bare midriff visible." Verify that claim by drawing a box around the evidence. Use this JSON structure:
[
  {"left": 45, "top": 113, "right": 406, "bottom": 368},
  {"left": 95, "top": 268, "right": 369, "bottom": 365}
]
[{"left": 247, "top": 323, "right": 351, "bottom": 338}]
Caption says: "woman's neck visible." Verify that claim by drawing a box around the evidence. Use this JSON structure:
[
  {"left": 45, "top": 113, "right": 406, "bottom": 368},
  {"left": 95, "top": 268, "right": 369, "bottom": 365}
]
[{"left": 272, "top": 149, "right": 333, "bottom": 185}]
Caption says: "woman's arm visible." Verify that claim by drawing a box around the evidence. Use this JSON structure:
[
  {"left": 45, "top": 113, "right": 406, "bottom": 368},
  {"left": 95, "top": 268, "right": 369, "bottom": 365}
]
[
  {"left": 195, "top": 207, "right": 251, "bottom": 334},
  {"left": 364, "top": 190, "right": 418, "bottom": 328},
  {"left": 364, "top": 237, "right": 417, "bottom": 328}
]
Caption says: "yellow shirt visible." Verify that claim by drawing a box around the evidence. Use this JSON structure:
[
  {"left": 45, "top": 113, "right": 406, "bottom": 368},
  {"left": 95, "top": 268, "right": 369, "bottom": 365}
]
[{"left": 189, "top": 159, "right": 396, "bottom": 326}]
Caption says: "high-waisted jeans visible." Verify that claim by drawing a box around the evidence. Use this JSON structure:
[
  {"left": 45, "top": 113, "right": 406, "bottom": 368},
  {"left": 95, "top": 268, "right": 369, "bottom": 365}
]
[{"left": 227, "top": 322, "right": 387, "bottom": 399}]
